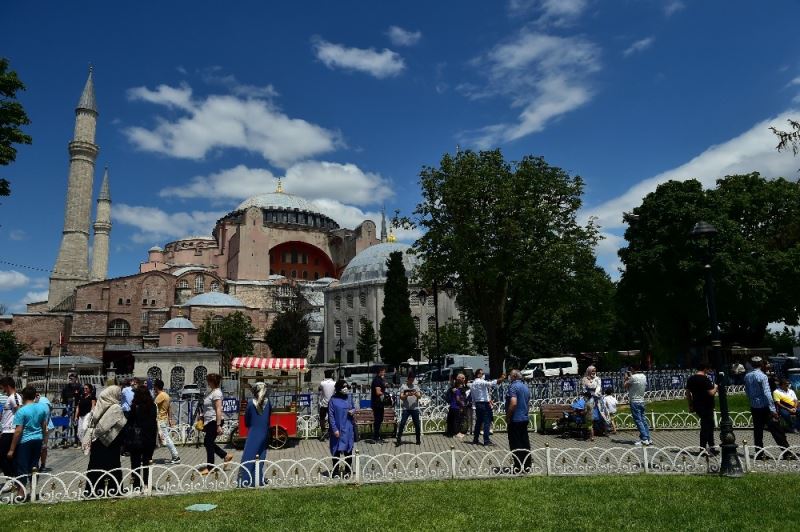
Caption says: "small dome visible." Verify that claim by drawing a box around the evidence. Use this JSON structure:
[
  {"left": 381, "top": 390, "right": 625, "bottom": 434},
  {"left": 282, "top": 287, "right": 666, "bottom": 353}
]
[
  {"left": 339, "top": 243, "right": 419, "bottom": 285},
  {"left": 149, "top": 246, "right": 163, "bottom": 252},
  {"left": 161, "top": 317, "right": 196, "bottom": 330},
  {"left": 183, "top": 292, "right": 245, "bottom": 307},
  {"left": 237, "top": 192, "right": 322, "bottom": 214}
]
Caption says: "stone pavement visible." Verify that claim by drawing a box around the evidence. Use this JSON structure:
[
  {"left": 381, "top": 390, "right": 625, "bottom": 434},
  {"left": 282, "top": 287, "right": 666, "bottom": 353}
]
[{"left": 44, "top": 428, "right": 800, "bottom": 474}]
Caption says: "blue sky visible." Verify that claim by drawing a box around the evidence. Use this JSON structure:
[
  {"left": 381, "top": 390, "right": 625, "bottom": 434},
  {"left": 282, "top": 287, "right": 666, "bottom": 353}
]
[{"left": 1, "top": 0, "right": 799, "bottom": 312}]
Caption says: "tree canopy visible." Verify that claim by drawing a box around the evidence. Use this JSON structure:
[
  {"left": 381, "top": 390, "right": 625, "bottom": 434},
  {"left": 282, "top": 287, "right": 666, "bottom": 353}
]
[
  {"left": 0, "top": 330, "right": 24, "bottom": 374},
  {"left": 379, "top": 251, "right": 417, "bottom": 368},
  {"left": 0, "top": 58, "right": 32, "bottom": 197},
  {"left": 617, "top": 173, "right": 800, "bottom": 363},
  {"left": 265, "top": 308, "right": 310, "bottom": 358},
  {"left": 770, "top": 119, "right": 800, "bottom": 156},
  {"left": 406, "top": 149, "right": 601, "bottom": 376},
  {"left": 356, "top": 317, "right": 378, "bottom": 363},
  {"left": 198, "top": 311, "right": 256, "bottom": 368},
  {"left": 419, "top": 318, "right": 473, "bottom": 363}
]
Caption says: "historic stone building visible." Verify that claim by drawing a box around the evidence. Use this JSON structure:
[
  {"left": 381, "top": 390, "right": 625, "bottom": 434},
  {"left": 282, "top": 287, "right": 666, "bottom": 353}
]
[
  {"left": 4, "top": 68, "right": 381, "bottom": 374},
  {"left": 324, "top": 241, "right": 460, "bottom": 364}
]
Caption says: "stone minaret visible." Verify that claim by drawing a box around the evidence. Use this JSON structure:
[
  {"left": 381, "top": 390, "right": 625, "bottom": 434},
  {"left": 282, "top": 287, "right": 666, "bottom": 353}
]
[
  {"left": 48, "top": 67, "right": 99, "bottom": 309},
  {"left": 380, "top": 205, "right": 387, "bottom": 243},
  {"left": 90, "top": 166, "right": 111, "bottom": 281}
]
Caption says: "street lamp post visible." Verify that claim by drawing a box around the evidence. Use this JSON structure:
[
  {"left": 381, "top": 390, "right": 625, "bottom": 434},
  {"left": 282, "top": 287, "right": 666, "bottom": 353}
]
[
  {"left": 690, "top": 221, "right": 743, "bottom": 478},
  {"left": 335, "top": 338, "right": 345, "bottom": 378}
]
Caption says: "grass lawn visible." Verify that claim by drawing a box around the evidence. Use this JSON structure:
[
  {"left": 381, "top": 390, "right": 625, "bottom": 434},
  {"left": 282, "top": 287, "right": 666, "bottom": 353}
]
[
  {"left": 618, "top": 393, "right": 751, "bottom": 414},
  {"left": 6, "top": 474, "right": 797, "bottom": 532}
]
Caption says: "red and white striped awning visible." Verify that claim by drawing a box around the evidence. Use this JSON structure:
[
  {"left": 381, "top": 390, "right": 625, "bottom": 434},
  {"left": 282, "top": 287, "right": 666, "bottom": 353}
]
[{"left": 230, "top": 357, "right": 307, "bottom": 371}]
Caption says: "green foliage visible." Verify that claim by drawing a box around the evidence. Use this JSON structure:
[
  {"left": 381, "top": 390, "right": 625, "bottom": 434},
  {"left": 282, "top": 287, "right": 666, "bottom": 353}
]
[
  {"left": 408, "top": 149, "right": 600, "bottom": 376},
  {"left": 379, "top": 251, "right": 417, "bottom": 368},
  {"left": 356, "top": 317, "right": 378, "bottom": 363},
  {"left": 198, "top": 311, "right": 256, "bottom": 368},
  {"left": 770, "top": 119, "right": 800, "bottom": 156},
  {"left": 0, "top": 58, "right": 32, "bottom": 197},
  {"left": 617, "top": 173, "right": 800, "bottom": 364},
  {"left": 265, "top": 308, "right": 310, "bottom": 358},
  {"left": 762, "top": 327, "right": 799, "bottom": 354},
  {"left": 420, "top": 318, "right": 473, "bottom": 362},
  {"left": 0, "top": 330, "right": 24, "bottom": 373}
]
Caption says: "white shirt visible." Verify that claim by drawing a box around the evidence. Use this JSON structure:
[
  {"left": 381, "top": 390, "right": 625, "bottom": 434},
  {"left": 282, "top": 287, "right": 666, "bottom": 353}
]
[
  {"left": 604, "top": 395, "right": 618, "bottom": 414},
  {"left": 627, "top": 373, "right": 647, "bottom": 404},
  {"left": 469, "top": 377, "right": 498, "bottom": 403},
  {"left": 318, "top": 378, "right": 335, "bottom": 408},
  {"left": 202, "top": 388, "right": 224, "bottom": 424},
  {"left": 2, "top": 392, "right": 21, "bottom": 433}
]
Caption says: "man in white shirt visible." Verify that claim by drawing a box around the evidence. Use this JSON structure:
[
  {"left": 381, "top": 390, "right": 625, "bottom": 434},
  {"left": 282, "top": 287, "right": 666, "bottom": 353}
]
[
  {"left": 624, "top": 367, "right": 652, "bottom": 446},
  {"left": 318, "top": 370, "right": 336, "bottom": 441},
  {"left": 1, "top": 377, "right": 22, "bottom": 492},
  {"left": 470, "top": 369, "right": 505, "bottom": 446}
]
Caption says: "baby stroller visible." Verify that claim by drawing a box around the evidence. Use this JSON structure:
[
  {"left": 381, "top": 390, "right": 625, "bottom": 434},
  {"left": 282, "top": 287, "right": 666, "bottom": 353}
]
[{"left": 555, "top": 409, "right": 591, "bottom": 440}]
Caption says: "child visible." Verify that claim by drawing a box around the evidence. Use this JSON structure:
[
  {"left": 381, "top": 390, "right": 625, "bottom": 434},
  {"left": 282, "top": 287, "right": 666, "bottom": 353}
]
[{"left": 603, "top": 388, "right": 617, "bottom": 434}]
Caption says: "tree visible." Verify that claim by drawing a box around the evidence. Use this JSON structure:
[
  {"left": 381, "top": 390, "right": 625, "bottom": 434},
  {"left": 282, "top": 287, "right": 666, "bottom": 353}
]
[
  {"left": 617, "top": 173, "right": 800, "bottom": 364},
  {"left": 265, "top": 308, "right": 310, "bottom": 358},
  {"left": 379, "top": 251, "right": 417, "bottom": 368},
  {"left": 406, "top": 149, "right": 600, "bottom": 376},
  {"left": 356, "top": 317, "right": 378, "bottom": 363},
  {"left": 762, "top": 327, "right": 799, "bottom": 355},
  {"left": 770, "top": 119, "right": 800, "bottom": 156},
  {"left": 0, "top": 58, "right": 32, "bottom": 197},
  {"left": 198, "top": 311, "right": 256, "bottom": 368},
  {"left": 0, "top": 330, "right": 24, "bottom": 374},
  {"left": 419, "top": 318, "right": 473, "bottom": 362}
]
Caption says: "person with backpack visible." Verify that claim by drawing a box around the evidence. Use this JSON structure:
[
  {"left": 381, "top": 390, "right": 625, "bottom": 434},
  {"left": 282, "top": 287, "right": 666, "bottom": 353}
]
[
  {"left": 126, "top": 386, "right": 158, "bottom": 490},
  {"left": 0, "top": 377, "right": 21, "bottom": 493}
]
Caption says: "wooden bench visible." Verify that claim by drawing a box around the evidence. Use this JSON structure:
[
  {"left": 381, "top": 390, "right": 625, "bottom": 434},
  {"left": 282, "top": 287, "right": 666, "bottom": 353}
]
[
  {"left": 353, "top": 408, "right": 397, "bottom": 438},
  {"left": 538, "top": 404, "right": 575, "bottom": 434}
]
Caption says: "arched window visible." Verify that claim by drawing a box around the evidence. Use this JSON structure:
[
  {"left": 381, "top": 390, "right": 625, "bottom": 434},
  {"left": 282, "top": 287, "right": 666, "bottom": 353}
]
[
  {"left": 177, "top": 279, "right": 189, "bottom": 289},
  {"left": 147, "top": 366, "right": 162, "bottom": 382},
  {"left": 334, "top": 320, "right": 341, "bottom": 338},
  {"left": 210, "top": 281, "right": 220, "bottom": 292},
  {"left": 427, "top": 316, "right": 437, "bottom": 331},
  {"left": 359, "top": 292, "right": 367, "bottom": 307},
  {"left": 107, "top": 319, "right": 130, "bottom": 337},
  {"left": 427, "top": 296, "right": 434, "bottom": 308},
  {"left": 346, "top": 318, "right": 354, "bottom": 337},
  {"left": 409, "top": 293, "right": 419, "bottom": 306},
  {"left": 169, "top": 366, "right": 185, "bottom": 393},
  {"left": 211, "top": 315, "right": 224, "bottom": 332},
  {"left": 413, "top": 317, "right": 420, "bottom": 334},
  {"left": 175, "top": 334, "right": 183, "bottom": 345},
  {"left": 193, "top": 366, "right": 208, "bottom": 389},
  {"left": 346, "top": 294, "right": 354, "bottom": 309},
  {"left": 334, "top": 295, "right": 341, "bottom": 310},
  {"left": 194, "top": 276, "right": 204, "bottom": 294}
]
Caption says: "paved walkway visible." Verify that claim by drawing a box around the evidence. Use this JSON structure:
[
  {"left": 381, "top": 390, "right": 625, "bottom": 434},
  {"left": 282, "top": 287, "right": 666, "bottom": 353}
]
[{"left": 44, "top": 428, "right": 800, "bottom": 474}]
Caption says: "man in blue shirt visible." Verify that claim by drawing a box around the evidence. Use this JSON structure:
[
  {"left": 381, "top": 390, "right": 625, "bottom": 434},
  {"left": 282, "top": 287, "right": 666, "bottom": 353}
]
[
  {"left": 7, "top": 386, "right": 48, "bottom": 498},
  {"left": 505, "top": 369, "right": 531, "bottom": 473},
  {"left": 744, "top": 357, "right": 789, "bottom": 458}
]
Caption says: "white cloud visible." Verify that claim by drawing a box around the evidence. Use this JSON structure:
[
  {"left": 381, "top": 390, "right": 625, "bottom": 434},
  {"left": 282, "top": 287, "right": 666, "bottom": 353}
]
[
  {"left": 201, "top": 68, "right": 279, "bottom": 99},
  {"left": 664, "top": 1, "right": 685, "bottom": 17},
  {"left": 8, "top": 230, "right": 27, "bottom": 241},
  {"left": 461, "top": 31, "right": 600, "bottom": 147},
  {"left": 584, "top": 109, "right": 800, "bottom": 231},
  {"left": 789, "top": 76, "right": 800, "bottom": 86},
  {"left": 309, "top": 199, "right": 422, "bottom": 242},
  {"left": 125, "top": 84, "right": 338, "bottom": 168},
  {"left": 386, "top": 26, "right": 422, "bottom": 47},
  {"left": 21, "top": 290, "right": 48, "bottom": 304},
  {"left": 312, "top": 37, "right": 405, "bottom": 79},
  {"left": 623, "top": 36, "right": 655, "bottom": 57},
  {"left": 0, "top": 270, "right": 29, "bottom": 291},
  {"left": 159, "top": 162, "right": 393, "bottom": 207},
  {"left": 593, "top": 232, "right": 624, "bottom": 281},
  {"left": 509, "top": 0, "right": 588, "bottom": 26},
  {"left": 113, "top": 204, "right": 226, "bottom": 244}
]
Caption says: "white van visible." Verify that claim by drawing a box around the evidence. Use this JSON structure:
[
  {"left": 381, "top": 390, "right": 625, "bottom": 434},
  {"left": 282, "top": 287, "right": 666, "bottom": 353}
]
[{"left": 521, "top": 357, "right": 579, "bottom": 379}]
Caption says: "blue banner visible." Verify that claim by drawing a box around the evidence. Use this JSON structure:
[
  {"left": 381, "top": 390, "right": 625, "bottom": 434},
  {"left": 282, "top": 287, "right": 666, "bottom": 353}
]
[
  {"left": 222, "top": 397, "right": 239, "bottom": 414},
  {"left": 560, "top": 379, "right": 576, "bottom": 393}
]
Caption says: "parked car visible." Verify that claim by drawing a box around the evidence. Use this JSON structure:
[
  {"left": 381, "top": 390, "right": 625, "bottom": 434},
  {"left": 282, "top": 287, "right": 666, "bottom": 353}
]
[{"left": 521, "top": 356, "right": 579, "bottom": 379}]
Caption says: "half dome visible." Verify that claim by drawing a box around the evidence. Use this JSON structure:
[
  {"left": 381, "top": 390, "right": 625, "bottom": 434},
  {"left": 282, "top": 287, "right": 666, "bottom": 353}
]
[
  {"left": 183, "top": 292, "right": 245, "bottom": 307},
  {"left": 339, "top": 242, "right": 419, "bottom": 285}
]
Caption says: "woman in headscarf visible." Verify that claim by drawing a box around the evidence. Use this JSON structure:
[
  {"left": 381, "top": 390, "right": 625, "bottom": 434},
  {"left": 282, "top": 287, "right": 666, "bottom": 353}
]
[
  {"left": 126, "top": 385, "right": 158, "bottom": 490},
  {"left": 328, "top": 379, "right": 355, "bottom": 479},
  {"left": 581, "top": 366, "right": 607, "bottom": 441},
  {"left": 239, "top": 381, "right": 271, "bottom": 487},
  {"left": 83, "top": 385, "right": 127, "bottom": 497}
]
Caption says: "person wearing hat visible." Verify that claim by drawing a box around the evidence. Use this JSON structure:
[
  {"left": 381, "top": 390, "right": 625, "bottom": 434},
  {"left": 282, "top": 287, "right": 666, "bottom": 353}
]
[
  {"left": 328, "top": 379, "right": 355, "bottom": 478},
  {"left": 395, "top": 372, "right": 422, "bottom": 447},
  {"left": 744, "top": 356, "right": 790, "bottom": 458}
]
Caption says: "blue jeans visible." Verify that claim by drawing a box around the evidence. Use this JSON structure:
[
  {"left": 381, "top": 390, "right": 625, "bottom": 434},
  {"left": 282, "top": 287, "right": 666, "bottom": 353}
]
[
  {"left": 630, "top": 403, "right": 651, "bottom": 442},
  {"left": 779, "top": 409, "right": 800, "bottom": 430},
  {"left": 396, "top": 409, "right": 421, "bottom": 443},
  {"left": 473, "top": 402, "right": 493, "bottom": 444},
  {"left": 15, "top": 439, "right": 43, "bottom": 487}
]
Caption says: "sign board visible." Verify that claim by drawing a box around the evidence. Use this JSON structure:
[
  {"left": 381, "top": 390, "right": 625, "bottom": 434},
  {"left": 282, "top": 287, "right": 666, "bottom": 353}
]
[
  {"left": 601, "top": 378, "right": 613, "bottom": 391},
  {"left": 222, "top": 398, "right": 239, "bottom": 414},
  {"left": 671, "top": 376, "right": 681, "bottom": 388},
  {"left": 295, "top": 394, "right": 312, "bottom": 408},
  {"left": 560, "top": 379, "right": 576, "bottom": 393}
]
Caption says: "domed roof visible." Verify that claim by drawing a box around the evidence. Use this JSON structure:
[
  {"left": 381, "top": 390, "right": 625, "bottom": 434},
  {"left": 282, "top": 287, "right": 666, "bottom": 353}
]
[
  {"left": 236, "top": 192, "right": 321, "bottom": 214},
  {"left": 161, "top": 317, "right": 196, "bottom": 330},
  {"left": 148, "top": 245, "right": 163, "bottom": 252},
  {"left": 339, "top": 243, "right": 419, "bottom": 285},
  {"left": 183, "top": 292, "right": 245, "bottom": 308}
]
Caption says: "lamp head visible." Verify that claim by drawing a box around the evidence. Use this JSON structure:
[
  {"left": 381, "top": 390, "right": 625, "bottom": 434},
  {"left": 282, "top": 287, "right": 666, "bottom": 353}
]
[{"left": 690, "top": 221, "right": 717, "bottom": 239}]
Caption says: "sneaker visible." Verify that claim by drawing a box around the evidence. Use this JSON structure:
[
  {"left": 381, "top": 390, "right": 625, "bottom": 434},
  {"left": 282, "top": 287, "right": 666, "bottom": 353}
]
[
  {"left": 644, "top": 440, "right": 653, "bottom": 446},
  {"left": 169, "top": 457, "right": 181, "bottom": 464},
  {"left": 484, "top": 442, "right": 495, "bottom": 447},
  {"left": 634, "top": 441, "right": 644, "bottom": 446},
  {"left": 395, "top": 441, "right": 401, "bottom": 447}
]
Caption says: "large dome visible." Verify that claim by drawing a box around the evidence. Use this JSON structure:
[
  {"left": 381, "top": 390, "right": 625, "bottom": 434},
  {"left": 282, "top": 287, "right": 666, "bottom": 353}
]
[
  {"left": 339, "top": 243, "right": 420, "bottom": 285},
  {"left": 183, "top": 292, "right": 245, "bottom": 308},
  {"left": 237, "top": 192, "right": 321, "bottom": 214}
]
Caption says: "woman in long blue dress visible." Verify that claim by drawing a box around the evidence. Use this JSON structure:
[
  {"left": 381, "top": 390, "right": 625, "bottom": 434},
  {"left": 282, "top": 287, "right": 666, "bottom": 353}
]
[
  {"left": 239, "top": 382, "right": 270, "bottom": 487},
  {"left": 328, "top": 379, "right": 355, "bottom": 479}
]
